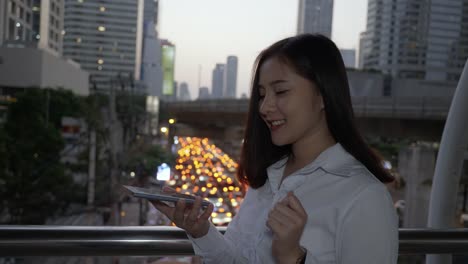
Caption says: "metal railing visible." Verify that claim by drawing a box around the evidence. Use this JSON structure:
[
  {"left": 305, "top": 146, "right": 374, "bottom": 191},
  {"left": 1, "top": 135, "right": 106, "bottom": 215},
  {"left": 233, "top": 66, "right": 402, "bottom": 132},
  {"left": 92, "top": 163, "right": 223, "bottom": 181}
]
[{"left": 1, "top": 226, "right": 468, "bottom": 256}]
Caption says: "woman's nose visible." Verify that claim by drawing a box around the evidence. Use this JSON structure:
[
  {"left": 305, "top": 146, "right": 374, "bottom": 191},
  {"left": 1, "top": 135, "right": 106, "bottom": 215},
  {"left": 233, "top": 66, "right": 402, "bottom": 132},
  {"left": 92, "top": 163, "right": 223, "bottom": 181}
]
[{"left": 259, "top": 94, "right": 275, "bottom": 116}]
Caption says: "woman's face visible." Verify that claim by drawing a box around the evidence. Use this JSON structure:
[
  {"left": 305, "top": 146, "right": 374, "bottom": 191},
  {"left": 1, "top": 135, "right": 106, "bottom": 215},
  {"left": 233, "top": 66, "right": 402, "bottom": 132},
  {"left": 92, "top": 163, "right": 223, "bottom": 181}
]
[{"left": 258, "top": 56, "right": 327, "bottom": 147}]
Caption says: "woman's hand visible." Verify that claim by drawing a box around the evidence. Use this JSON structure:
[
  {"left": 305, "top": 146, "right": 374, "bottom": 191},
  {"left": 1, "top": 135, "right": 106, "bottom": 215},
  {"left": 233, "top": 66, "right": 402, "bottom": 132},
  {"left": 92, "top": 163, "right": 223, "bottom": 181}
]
[
  {"left": 151, "top": 186, "right": 214, "bottom": 238},
  {"left": 267, "top": 191, "right": 307, "bottom": 264}
]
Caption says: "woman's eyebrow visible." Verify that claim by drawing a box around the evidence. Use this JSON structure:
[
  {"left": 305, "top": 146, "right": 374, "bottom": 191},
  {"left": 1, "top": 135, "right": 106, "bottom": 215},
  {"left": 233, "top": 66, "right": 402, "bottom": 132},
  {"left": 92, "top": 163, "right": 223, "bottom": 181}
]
[
  {"left": 269, "top": 80, "right": 287, "bottom": 85},
  {"left": 258, "top": 79, "right": 288, "bottom": 88}
]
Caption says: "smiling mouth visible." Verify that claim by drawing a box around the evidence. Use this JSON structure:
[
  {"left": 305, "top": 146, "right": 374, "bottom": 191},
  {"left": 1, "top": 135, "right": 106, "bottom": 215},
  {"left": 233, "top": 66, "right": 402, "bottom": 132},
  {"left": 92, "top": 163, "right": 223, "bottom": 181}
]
[{"left": 268, "top": 119, "right": 286, "bottom": 130}]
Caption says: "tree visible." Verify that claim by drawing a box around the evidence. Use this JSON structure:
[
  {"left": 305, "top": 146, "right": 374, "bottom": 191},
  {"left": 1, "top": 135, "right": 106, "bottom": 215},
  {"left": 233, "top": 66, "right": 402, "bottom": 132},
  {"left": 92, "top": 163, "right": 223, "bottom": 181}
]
[
  {"left": 0, "top": 88, "right": 83, "bottom": 224},
  {"left": 122, "top": 142, "right": 175, "bottom": 184}
]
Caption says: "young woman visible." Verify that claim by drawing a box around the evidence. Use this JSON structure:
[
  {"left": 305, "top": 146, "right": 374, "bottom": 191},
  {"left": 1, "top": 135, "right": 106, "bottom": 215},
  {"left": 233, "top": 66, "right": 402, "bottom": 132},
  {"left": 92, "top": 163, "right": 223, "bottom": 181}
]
[{"left": 153, "top": 34, "right": 399, "bottom": 263}]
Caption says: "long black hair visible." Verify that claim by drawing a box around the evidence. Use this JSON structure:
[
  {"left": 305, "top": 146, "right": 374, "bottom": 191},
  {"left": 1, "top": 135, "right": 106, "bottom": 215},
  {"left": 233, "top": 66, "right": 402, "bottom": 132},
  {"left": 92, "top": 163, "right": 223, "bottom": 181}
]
[{"left": 237, "top": 34, "right": 394, "bottom": 188}]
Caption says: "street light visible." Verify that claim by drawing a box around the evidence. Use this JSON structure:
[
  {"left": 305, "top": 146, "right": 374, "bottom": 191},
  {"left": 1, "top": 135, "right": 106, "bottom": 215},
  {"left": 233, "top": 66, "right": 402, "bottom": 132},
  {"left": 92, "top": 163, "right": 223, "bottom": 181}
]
[
  {"left": 169, "top": 118, "right": 176, "bottom": 124},
  {"left": 160, "top": 127, "right": 168, "bottom": 134}
]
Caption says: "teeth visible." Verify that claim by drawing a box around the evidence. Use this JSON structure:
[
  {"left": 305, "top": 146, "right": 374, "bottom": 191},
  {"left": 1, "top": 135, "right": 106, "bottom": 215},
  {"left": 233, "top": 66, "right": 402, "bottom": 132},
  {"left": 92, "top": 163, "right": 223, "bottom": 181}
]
[{"left": 271, "top": 120, "right": 285, "bottom": 126}]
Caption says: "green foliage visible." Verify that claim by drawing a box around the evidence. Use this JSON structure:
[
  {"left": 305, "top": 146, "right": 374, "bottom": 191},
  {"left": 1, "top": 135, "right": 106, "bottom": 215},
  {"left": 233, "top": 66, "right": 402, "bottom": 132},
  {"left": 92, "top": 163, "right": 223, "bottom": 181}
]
[
  {"left": 0, "top": 87, "right": 170, "bottom": 223},
  {"left": 123, "top": 143, "right": 175, "bottom": 179},
  {"left": 0, "top": 88, "right": 84, "bottom": 224},
  {"left": 367, "top": 137, "right": 411, "bottom": 167},
  {"left": 116, "top": 91, "right": 147, "bottom": 145}
]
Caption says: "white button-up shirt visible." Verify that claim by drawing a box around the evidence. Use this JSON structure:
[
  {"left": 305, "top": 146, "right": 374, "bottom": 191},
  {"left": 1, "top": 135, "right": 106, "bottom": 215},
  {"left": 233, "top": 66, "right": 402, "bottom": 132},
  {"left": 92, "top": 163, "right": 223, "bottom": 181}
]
[{"left": 189, "top": 143, "right": 399, "bottom": 263}]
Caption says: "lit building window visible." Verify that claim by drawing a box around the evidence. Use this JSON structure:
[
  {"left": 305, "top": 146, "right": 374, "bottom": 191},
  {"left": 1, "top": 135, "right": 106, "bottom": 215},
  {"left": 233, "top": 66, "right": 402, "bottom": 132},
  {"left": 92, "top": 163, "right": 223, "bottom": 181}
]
[{"left": 98, "top": 26, "right": 105, "bottom": 32}]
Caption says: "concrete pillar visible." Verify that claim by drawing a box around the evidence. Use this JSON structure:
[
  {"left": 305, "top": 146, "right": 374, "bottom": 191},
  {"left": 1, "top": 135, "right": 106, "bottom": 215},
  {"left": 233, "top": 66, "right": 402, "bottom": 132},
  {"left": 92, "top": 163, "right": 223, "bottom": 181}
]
[
  {"left": 222, "top": 126, "right": 244, "bottom": 160},
  {"left": 399, "top": 144, "right": 437, "bottom": 228}
]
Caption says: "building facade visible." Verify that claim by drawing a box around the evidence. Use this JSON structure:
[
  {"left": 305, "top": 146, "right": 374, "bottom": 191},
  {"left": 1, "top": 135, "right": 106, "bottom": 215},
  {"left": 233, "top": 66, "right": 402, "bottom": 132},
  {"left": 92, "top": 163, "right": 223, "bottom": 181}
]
[
  {"left": 160, "top": 39, "right": 175, "bottom": 100},
  {"left": 198, "top": 86, "right": 210, "bottom": 99},
  {"left": 340, "top": 49, "right": 356, "bottom": 68},
  {"left": 297, "top": 0, "right": 333, "bottom": 38},
  {"left": 178, "top": 82, "right": 191, "bottom": 101},
  {"left": 141, "top": 0, "right": 162, "bottom": 96},
  {"left": 361, "top": 0, "right": 468, "bottom": 83},
  {"left": 63, "top": 0, "right": 144, "bottom": 90},
  {"left": 0, "top": 47, "right": 89, "bottom": 95},
  {"left": 224, "top": 56, "right": 238, "bottom": 98},
  {"left": 211, "top": 63, "right": 224, "bottom": 98},
  {"left": 0, "top": 0, "right": 63, "bottom": 55}
]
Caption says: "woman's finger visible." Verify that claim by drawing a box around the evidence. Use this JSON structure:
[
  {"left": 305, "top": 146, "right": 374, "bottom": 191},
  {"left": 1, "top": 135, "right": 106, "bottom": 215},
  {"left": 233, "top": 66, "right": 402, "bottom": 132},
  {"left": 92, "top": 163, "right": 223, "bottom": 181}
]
[
  {"left": 287, "top": 192, "right": 307, "bottom": 217},
  {"left": 151, "top": 201, "right": 175, "bottom": 219},
  {"left": 268, "top": 210, "right": 288, "bottom": 227},
  {"left": 272, "top": 203, "right": 300, "bottom": 224},
  {"left": 162, "top": 186, "right": 176, "bottom": 194},
  {"left": 186, "top": 196, "right": 202, "bottom": 224},
  {"left": 173, "top": 199, "right": 186, "bottom": 225},
  {"left": 267, "top": 215, "right": 283, "bottom": 234},
  {"left": 199, "top": 203, "right": 214, "bottom": 221}
]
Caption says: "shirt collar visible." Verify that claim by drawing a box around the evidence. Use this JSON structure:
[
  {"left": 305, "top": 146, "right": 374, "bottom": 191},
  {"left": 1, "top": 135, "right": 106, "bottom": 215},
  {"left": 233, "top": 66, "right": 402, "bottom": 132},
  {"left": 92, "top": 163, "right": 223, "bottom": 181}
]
[{"left": 266, "top": 143, "right": 361, "bottom": 190}]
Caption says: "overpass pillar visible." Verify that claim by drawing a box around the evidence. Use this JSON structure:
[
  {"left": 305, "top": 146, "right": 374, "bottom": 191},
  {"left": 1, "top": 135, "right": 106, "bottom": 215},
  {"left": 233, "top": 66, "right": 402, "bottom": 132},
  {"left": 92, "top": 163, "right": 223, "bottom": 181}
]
[{"left": 399, "top": 144, "right": 437, "bottom": 229}]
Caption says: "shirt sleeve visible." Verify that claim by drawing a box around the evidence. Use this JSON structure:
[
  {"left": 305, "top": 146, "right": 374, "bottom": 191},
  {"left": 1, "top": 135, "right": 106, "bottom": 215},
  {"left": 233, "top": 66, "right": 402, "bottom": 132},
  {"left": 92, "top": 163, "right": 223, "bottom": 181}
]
[
  {"left": 187, "top": 223, "right": 247, "bottom": 264},
  {"left": 187, "top": 190, "right": 252, "bottom": 264},
  {"left": 334, "top": 183, "right": 399, "bottom": 264}
]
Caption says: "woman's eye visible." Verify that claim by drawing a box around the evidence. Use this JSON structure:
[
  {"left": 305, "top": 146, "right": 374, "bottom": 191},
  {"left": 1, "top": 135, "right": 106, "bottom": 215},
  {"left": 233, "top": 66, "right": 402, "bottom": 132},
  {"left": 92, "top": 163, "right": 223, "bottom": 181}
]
[{"left": 276, "top": 90, "right": 288, "bottom": 95}]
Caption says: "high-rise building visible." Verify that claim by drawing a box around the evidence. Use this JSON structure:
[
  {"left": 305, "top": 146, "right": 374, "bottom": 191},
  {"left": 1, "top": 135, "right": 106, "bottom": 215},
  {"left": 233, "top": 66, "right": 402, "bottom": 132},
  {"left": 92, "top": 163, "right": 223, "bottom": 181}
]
[
  {"left": 63, "top": 0, "right": 144, "bottom": 90},
  {"left": 224, "top": 56, "right": 238, "bottom": 98},
  {"left": 178, "top": 82, "right": 191, "bottom": 101},
  {"left": 361, "top": 0, "right": 468, "bottom": 82},
  {"left": 198, "top": 86, "right": 210, "bottom": 99},
  {"left": 358, "top": 31, "right": 370, "bottom": 69},
  {"left": 141, "top": 0, "right": 163, "bottom": 97},
  {"left": 340, "top": 49, "right": 356, "bottom": 68},
  {"left": 0, "top": 0, "right": 89, "bottom": 96},
  {"left": 211, "top": 63, "right": 224, "bottom": 98},
  {"left": 0, "top": 0, "right": 64, "bottom": 55},
  {"left": 297, "top": 0, "right": 333, "bottom": 38},
  {"left": 160, "top": 39, "right": 175, "bottom": 100},
  {"left": 143, "top": 0, "right": 158, "bottom": 25}
]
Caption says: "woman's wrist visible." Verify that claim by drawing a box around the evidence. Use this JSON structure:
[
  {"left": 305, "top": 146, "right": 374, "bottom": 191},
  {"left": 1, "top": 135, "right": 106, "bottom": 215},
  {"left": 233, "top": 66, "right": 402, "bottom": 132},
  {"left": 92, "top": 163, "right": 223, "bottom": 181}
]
[
  {"left": 188, "top": 222, "right": 210, "bottom": 238},
  {"left": 295, "top": 247, "right": 306, "bottom": 264},
  {"left": 275, "top": 246, "right": 306, "bottom": 264}
]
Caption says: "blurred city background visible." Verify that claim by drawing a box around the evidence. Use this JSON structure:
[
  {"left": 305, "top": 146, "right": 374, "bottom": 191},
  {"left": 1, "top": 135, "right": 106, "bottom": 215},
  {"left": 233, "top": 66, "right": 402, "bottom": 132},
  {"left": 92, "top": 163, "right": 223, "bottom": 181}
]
[{"left": 0, "top": 0, "right": 468, "bottom": 263}]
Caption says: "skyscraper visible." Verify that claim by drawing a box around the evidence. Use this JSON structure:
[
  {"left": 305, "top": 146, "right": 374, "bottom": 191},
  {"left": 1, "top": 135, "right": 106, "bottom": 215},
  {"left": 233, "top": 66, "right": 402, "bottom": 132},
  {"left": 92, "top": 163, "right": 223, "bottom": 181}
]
[
  {"left": 63, "top": 0, "right": 144, "bottom": 90},
  {"left": 224, "top": 56, "right": 238, "bottom": 98},
  {"left": 0, "top": 0, "right": 89, "bottom": 96},
  {"left": 141, "top": 0, "right": 163, "bottom": 97},
  {"left": 297, "top": 0, "right": 333, "bottom": 38},
  {"left": 198, "top": 86, "right": 210, "bottom": 99},
  {"left": 0, "top": 0, "right": 63, "bottom": 55},
  {"left": 211, "top": 63, "right": 224, "bottom": 98},
  {"left": 160, "top": 39, "right": 176, "bottom": 100},
  {"left": 358, "top": 31, "right": 370, "bottom": 69},
  {"left": 340, "top": 49, "right": 356, "bottom": 68},
  {"left": 178, "top": 82, "right": 191, "bottom": 101},
  {"left": 143, "top": 0, "right": 158, "bottom": 25},
  {"left": 361, "top": 0, "right": 468, "bottom": 82}
]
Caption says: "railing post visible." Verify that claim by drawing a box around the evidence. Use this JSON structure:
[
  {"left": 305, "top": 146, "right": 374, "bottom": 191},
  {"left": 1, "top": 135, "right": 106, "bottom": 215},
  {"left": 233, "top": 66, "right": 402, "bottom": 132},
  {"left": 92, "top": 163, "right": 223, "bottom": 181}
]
[{"left": 427, "top": 59, "right": 468, "bottom": 264}]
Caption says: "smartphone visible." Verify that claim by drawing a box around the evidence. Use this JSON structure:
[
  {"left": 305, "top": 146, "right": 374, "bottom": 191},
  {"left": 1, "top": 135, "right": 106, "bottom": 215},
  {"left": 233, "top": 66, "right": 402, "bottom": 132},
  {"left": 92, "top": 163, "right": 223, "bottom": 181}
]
[{"left": 122, "top": 185, "right": 211, "bottom": 207}]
